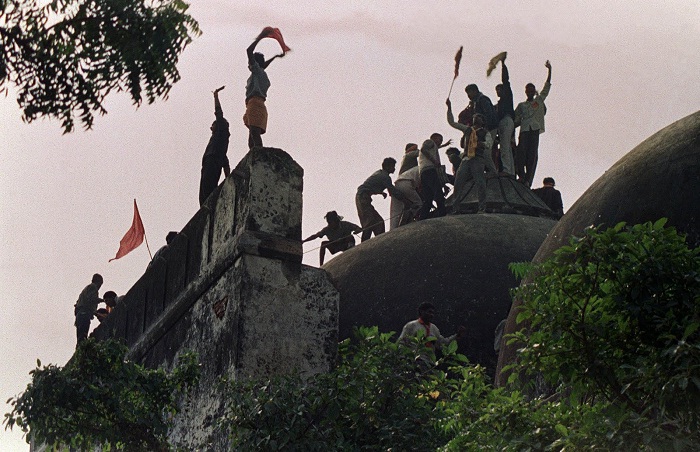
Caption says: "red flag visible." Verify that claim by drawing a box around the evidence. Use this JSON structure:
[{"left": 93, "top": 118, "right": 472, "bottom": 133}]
[
  {"left": 260, "top": 26, "right": 291, "bottom": 54},
  {"left": 109, "top": 199, "right": 145, "bottom": 262},
  {"left": 453, "top": 46, "right": 463, "bottom": 80}
]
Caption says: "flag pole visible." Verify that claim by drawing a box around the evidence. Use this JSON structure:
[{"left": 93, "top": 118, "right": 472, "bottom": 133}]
[
  {"left": 144, "top": 231, "right": 153, "bottom": 260},
  {"left": 447, "top": 78, "right": 456, "bottom": 100},
  {"left": 447, "top": 46, "right": 463, "bottom": 101}
]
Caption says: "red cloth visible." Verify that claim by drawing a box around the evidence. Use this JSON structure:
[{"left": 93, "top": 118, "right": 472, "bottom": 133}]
[
  {"left": 109, "top": 199, "right": 145, "bottom": 261},
  {"left": 453, "top": 46, "right": 463, "bottom": 80},
  {"left": 261, "top": 26, "right": 291, "bottom": 54}
]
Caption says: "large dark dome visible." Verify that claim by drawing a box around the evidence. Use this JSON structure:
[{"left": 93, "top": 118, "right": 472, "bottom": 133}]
[
  {"left": 496, "top": 110, "right": 700, "bottom": 385},
  {"left": 323, "top": 213, "right": 557, "bottom": 373}
]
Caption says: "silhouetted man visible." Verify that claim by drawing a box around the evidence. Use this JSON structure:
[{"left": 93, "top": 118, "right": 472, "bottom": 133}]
[
  {"left": 447, "top": 99, "right": 498, "bottom": 213},
  {"left": 514, "top": 60, "right": 552, "bottom": 187},
  {"left": 532, "top": 176, "right": 564, "bottom": 218},
  {"left": 356, "top": 158, "right": 403, "bottom": 241},
  {"left": 417, "top": 133, "right": 451, "bottom": 220},
  {"left": 303, "top": 211, "right": 361, "bottom": 265},
  {"left": 199, "top": 86, "right": 230, "bottom": 206},
  {"left": 74, "top": 273, "right": 103, "bottom": 346},
  {"left": 390, "top": 166, "right": 422, "bottom": 229},
  {"left": 495, "top": 54, "right": 515, "bottom": 176},
  {"left": 398, "top": 142, "right": 419, "bottom": 174}
]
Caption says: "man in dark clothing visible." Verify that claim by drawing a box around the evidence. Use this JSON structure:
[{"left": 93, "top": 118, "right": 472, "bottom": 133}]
[
  {"left": 199, "top": 86, "right": 231, "bottom": 206},
  {"left": 356, "top": 158, "right": 404, "bottom": 242},
  {"left": 495, "top": 54, "right": 515, "bottom": 176},
  {"left": 398, "top": 143, "right": 419, "bottom": 174},
  {"left": 532, "top": 177, "right": 564, "bottom": 218},
  {"left": 74, "top": 273, "right": 103, "bottom": 346},
  {"left": 465, "top": 84, "right": 498, "bottom": 169},
  {"left": 303, "top": 211, "right": 361, "bottom": 265}
]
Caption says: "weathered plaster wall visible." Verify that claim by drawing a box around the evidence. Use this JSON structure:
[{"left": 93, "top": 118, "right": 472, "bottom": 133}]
[{"left": 92, "top": 147, "right": 338, "bottom": 449}]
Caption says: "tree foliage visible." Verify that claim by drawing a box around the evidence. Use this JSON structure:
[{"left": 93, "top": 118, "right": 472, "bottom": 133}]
[
  {"left": 509, "top": 219, "right": 700, "bottom": 445},
  {"left": 222, "top": 327, "right": 460, "bottom": 451},
  {"left": 222, "top": 221, "right": 700, "bottom": 451},
  {"left": 0, "top": 0, "right": 200, "bottom": 132},
  {"left": 4, "top": 339, "right": 200, "bottom": 450}
]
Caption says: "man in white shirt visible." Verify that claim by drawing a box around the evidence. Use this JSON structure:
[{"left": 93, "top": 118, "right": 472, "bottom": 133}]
[
  {"left": 417, "top": 133, "right": 451, "bottom": 220},
  {"left": 514, "top": 60, "right": 552, "bottom": 187}
]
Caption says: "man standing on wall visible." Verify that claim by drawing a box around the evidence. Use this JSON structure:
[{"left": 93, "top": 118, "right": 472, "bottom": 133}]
[
  {"left": 74, "top": 273, "right": 103, "bottom": 347},
  {"left": 514, "top": 60, "right": 552, "bottom": 187},
  {"left": 199, "top": 86, "right": 230, "bottom": 206},
  {"left": 243, "top": 27, "right": 289, "bottom": 150}
]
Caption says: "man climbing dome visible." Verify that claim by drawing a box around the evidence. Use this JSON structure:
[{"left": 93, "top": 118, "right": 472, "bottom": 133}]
[
  {"left": 356, "top": 157, "right": 405, "bottom": 242},
  {"left": 244, "top": 27, "right": 290, "bottom": 150},
  {"left": 303, "top": 211, "right": 361, "bottom": 265}
]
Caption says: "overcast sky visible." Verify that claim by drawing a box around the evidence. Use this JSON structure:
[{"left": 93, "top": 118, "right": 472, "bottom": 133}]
[{"left": 2, "top": 1, "right": 699, "bottom": 449}]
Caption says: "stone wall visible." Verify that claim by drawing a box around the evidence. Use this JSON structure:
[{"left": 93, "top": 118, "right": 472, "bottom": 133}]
[{"left": 92, "top": 147, "right": 339, "bottom": 449}]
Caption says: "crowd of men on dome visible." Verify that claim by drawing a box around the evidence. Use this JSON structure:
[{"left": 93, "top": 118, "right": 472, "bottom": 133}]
[
  {"left": 305, "top": 53, "right": 563, "bottom": 266},
  {"left": 72, "top": 33, "right": 565, "bottom": 345}
]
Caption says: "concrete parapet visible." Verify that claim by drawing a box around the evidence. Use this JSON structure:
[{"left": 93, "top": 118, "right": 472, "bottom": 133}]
[{"left": 91, "top": 147, "right": 338, "bottom": 448}]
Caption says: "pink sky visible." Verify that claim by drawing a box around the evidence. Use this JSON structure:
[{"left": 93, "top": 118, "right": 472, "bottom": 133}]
[{"left": 2, "top": 1, "right": 699, "bottom": 449}]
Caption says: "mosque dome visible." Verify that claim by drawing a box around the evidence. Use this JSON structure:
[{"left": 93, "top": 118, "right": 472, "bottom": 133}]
[
  {"left": 496, "top": 110, "right": 700, "bottom": 385},
  {"left": 323, "top": 177, "right": 558, "bottom": 373}
]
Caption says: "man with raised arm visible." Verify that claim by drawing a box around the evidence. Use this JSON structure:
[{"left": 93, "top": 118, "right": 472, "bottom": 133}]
[
  {"left": 495, "top": 54, "right": 515, "bottom": 176},
  {"left": 199, "top": 86, "right": 230, "bottom": 206},
  {"left": 244, "top": 28, "right": 288, "bottom": 149},
  {"left": 514, "top": 60, "right": 552, "bottom": 187}
]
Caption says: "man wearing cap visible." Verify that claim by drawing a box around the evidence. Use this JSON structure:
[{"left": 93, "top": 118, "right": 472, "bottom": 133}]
[
  {"left": 532, "top": 177, "right": 563, "bottom": 218},
  {"left": 74, "top": 273, "right": 103, "bottom": 346},
  {"left": 303, "top": 211, "right": 361, "bottom": 265}
]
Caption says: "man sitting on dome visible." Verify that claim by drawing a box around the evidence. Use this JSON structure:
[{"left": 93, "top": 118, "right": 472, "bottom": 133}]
[
  {"left": 532, "top": 177, "right": 564, "bottom": 218},
  {"left": 303, "top": 211, "right": 361, "bottom": 265}
]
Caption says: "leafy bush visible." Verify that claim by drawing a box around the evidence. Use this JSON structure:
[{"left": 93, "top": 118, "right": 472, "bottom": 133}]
[
  {"left": 223, "top": 220, "right": 700, "bottom": 451},
  {"left": 4, "top": 339, "right": 200, "bottom": 451},
  {"left": 509, "top": 219, "right": 700, "bottom": 444},
  {"left": 221, "top": 327, "right": 462, "bottom": 451}
]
